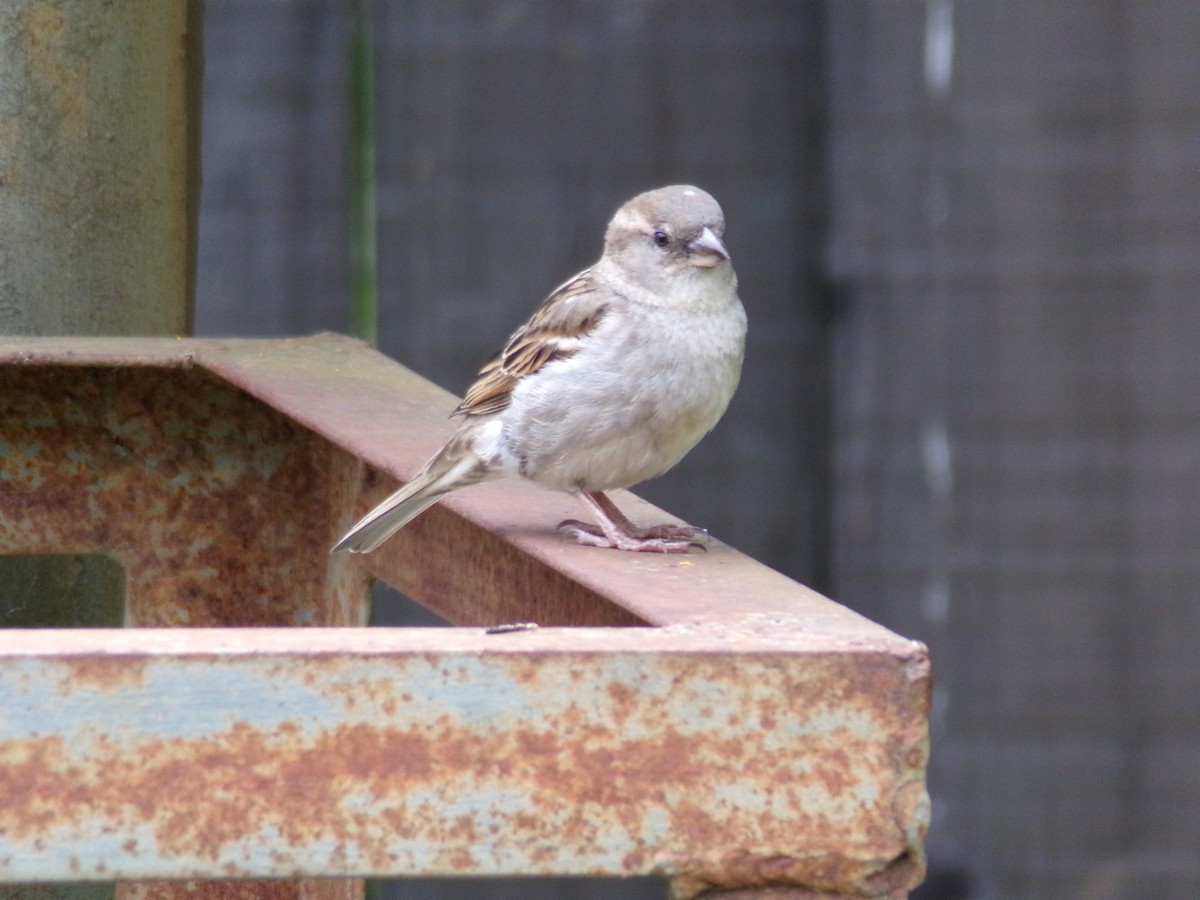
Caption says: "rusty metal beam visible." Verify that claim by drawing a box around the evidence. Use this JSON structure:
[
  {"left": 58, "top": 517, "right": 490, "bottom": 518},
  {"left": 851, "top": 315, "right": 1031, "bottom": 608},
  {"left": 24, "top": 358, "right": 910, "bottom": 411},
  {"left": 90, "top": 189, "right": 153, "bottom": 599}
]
[
  {"left": 0, "top": 337, "right": 930, "bottom": 897},
  {"left": 0, "top": 628, "right": 928, "bottom": 898},
  {"left": 0, "top": 343, "right": 367, "bottom": 628}
]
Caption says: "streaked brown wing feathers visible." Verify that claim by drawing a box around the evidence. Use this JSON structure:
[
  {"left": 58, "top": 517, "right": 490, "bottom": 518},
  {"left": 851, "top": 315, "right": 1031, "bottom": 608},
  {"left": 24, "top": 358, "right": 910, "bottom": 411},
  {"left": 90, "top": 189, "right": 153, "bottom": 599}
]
[{"left": 454, "top": 269, "right": 609, "bottom": 417}]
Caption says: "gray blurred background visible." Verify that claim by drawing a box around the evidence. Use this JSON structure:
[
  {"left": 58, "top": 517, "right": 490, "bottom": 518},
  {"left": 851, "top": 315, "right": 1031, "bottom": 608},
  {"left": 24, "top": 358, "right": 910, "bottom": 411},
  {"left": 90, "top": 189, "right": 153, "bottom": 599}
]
[{"left": 196, "top": 2, "right": 1200, "bottom": 898}]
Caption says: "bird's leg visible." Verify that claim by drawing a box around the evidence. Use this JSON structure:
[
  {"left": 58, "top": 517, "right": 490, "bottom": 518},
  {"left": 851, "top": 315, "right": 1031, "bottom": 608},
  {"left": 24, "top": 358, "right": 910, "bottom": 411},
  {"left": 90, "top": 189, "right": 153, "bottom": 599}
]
[{"left": 558, "top": 491, "right": 707, "bottom": 553}]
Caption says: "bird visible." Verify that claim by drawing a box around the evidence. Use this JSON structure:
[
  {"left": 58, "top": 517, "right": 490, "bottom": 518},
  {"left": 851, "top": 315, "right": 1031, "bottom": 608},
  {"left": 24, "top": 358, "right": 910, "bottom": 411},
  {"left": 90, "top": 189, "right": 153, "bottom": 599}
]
[{"left": 332, "top": 184, "right": 746, "bottom": 554}]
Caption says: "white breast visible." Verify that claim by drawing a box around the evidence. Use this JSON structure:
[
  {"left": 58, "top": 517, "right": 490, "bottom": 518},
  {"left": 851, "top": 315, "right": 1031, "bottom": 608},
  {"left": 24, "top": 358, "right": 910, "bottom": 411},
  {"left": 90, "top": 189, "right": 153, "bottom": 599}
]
[{"left": 496, "top": 285, "right": 746, "bottom": 493}]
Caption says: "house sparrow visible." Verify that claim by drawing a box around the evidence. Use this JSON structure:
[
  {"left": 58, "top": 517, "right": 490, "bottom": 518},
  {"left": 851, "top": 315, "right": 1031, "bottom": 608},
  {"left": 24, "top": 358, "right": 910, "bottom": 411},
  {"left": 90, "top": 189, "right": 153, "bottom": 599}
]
[{"left": 333, "top": 184, "right": 746, "bottom": 554}]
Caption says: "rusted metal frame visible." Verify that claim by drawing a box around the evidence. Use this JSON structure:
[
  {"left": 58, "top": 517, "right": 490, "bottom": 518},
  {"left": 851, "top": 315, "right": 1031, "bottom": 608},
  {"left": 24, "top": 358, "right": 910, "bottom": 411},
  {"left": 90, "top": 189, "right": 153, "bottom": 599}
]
[
  {"left": 0, "top": 338, "right": 372, "bottom": 900},
  {"left": 1, "top": 335, "right": 908, "bottom": 635},
  {"left": 0, "top": 628, "right": 928, "bottom": 898},
  {"left": 0, "top": 337, "right": 930, "bottom": 897},
  {"left": 0, "top": 349, "right": 367, "bottom": 628}
]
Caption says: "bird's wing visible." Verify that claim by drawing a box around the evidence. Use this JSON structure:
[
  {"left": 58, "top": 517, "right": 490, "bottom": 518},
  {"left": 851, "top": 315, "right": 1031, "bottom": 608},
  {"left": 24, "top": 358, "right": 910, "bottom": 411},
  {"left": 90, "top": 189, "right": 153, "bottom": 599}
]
[{"left": 454, "top": 268, "right": 612, "bottom": 417}]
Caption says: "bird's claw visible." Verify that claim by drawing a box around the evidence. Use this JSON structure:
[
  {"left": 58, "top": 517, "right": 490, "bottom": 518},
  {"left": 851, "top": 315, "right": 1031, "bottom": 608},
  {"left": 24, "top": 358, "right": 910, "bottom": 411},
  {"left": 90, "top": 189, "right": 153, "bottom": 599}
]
[{"left": 557, "top": 519, "right": 708, "bottom": 554}]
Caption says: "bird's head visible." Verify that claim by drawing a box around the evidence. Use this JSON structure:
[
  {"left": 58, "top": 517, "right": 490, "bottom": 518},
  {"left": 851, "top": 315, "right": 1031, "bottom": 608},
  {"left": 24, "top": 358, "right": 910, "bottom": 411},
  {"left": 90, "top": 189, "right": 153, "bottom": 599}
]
[{"left": 603, "top": 185, "right": 733, "bottom": 297}]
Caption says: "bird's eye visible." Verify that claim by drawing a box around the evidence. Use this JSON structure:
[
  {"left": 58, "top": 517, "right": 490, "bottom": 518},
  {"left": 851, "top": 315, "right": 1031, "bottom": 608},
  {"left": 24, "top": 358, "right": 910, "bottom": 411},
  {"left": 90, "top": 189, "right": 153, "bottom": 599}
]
[{"left": 652, "top": 230, "right": 670, "bottom": 248}]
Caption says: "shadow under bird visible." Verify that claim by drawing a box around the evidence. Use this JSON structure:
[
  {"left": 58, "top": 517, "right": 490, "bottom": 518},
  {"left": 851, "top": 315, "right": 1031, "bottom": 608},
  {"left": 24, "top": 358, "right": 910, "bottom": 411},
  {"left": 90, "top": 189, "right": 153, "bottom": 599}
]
[{"left": 332, "top": 184, "right": 746, "bottom": 554}]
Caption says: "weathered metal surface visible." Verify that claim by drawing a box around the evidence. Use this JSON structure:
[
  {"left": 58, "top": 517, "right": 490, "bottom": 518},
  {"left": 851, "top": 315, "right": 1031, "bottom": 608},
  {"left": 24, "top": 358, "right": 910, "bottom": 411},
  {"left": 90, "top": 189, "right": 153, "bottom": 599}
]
[
  {"left": 1, "top": 335, "right": 901, "bottom": 635},
  {"left": 0, "top": 354, "right": 367, "bottom": 628},
  {"left": 0, "top": 339, "right": 371, "bottom": 900},
  {"left": 115, "top": 879, "right": 362, "bottom": 900},
  {"left": 0, "top": 629, "right": 928, "bottom": 898},
  {"left": 0, "top": 337, "right": 930, "bottom": 897}
]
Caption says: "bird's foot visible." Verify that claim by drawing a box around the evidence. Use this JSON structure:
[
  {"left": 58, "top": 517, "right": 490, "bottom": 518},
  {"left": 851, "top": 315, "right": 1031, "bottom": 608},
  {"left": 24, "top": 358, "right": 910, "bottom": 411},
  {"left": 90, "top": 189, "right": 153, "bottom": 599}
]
[
  {"left": 557, "top": 519, "right": 707, "bottom": 554},
  {"left": 636, "top": 522, "right": 709, "bottom": 542}
]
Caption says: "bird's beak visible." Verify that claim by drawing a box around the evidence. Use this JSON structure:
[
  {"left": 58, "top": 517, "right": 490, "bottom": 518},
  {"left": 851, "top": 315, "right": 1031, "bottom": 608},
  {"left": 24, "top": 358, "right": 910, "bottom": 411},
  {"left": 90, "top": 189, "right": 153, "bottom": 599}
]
[{"left": 686, "top": 227, "right": 730, "bottom": 268}]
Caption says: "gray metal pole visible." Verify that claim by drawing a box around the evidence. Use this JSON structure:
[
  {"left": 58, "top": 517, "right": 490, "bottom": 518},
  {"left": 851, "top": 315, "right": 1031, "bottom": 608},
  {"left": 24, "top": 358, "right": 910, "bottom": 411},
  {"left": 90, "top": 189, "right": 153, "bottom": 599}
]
[
  {"left": 0, "top": 1, "right": 194, "bottom": 335},
  {"left": 0, "top": 5, "right": 199, "bottom": 898}
]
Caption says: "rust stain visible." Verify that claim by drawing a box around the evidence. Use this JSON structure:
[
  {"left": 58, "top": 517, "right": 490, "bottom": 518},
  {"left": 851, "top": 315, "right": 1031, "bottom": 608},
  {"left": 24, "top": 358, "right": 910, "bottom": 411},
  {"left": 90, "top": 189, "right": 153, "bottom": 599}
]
[
  {"left": 58, "top": 655, "right": 149, "bottom": 693},
  {"left": 118, "top": 880, "right": 363, "bottom": 900},
  {"left": 0, "top": 651, "right": 926, "bottom": 893},
  {"left": 0, "top": 366, "right": 362, "bottom": 627}
]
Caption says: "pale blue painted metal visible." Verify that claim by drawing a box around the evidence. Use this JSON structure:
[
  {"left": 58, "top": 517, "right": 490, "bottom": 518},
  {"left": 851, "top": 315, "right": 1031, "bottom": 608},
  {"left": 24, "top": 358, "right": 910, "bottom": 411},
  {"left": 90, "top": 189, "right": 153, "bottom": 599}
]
[{"left": 0, "top": 627, "right": 928, "bottom": 897}]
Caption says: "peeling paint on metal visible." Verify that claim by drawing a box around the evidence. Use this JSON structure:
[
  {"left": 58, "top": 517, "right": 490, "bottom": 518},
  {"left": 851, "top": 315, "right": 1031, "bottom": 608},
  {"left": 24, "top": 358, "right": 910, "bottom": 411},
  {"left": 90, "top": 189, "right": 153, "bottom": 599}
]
[{"left": 0, "top": 630, "right": 928, "bottom": 898}]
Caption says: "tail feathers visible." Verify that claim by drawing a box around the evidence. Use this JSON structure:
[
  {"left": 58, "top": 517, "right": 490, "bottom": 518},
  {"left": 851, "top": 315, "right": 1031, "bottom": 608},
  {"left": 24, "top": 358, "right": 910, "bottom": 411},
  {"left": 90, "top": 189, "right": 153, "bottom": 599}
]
[
  {"left": 331, "top": 481, "right": 446, "bottom": 553},
  {"left": 331, "top": 453, "right": 492, "bottom": 554}
]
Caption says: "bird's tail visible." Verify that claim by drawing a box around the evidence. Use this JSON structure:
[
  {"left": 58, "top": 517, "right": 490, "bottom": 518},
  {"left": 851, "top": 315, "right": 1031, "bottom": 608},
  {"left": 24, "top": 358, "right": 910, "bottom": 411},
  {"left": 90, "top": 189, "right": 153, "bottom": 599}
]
[{"left": 331, "top": 451, "right": 490, "bottom": 554}]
